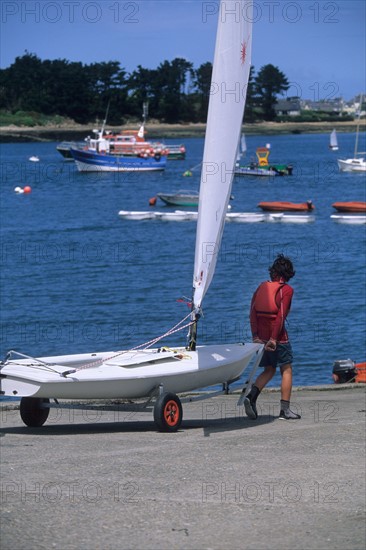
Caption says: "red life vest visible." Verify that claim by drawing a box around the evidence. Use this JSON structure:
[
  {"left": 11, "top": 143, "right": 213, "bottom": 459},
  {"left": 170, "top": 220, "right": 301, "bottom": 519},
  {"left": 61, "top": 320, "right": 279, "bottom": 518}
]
[{"left": 253, "top": 281, "right": 285, "bottom": 317}]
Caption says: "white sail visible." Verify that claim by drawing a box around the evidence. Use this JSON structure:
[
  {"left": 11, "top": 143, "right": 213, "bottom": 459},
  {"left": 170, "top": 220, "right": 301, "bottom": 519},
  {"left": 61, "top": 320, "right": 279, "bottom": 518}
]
[
  {"left": 330, "top": 129, "right": 338, "bottom": 149},
  {"left": 236, "top": 133, "right": 247, "bottom": 163},
  {"left": 193, "top": 1, "right": 253, "bottom": 310}
]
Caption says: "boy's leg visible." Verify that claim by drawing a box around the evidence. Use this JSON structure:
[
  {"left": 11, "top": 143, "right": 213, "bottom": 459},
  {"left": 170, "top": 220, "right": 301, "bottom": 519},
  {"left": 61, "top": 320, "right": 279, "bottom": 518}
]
[
  {"left": 280, "top": 363, "right": 292, "bottom": 401},
  {"left": 279, "top": 363, "right": 301, "bottom": 420},
  {"left": 244, "top": 366, "right": 275, "bottom": 419}
]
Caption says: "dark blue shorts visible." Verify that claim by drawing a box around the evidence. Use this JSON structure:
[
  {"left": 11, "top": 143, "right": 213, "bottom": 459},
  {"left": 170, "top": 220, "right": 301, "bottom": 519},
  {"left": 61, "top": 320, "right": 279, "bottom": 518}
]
[{"left": 259, "top": 342, "right": 293, "bottom": 369}]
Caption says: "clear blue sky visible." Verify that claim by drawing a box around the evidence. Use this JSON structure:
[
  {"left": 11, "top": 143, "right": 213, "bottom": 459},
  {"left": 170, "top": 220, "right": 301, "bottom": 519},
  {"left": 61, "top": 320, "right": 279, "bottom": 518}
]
[{"left": 1, "top": 0, "right": 365, "bottom": 101}]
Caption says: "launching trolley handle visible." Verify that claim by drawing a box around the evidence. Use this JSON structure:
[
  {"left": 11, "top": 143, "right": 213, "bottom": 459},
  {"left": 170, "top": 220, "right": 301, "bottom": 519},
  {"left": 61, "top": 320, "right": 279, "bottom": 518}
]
[{"left": 237, "top": 345, "right": 264, "bottom": 406}]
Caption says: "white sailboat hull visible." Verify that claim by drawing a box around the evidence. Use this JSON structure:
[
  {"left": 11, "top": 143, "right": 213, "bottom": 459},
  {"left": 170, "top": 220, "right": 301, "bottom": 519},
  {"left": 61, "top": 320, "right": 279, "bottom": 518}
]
[
  {"left": 0, "top": 343, "right": 262, "bottom": 400},
  {"left": 337, "top": 158, "right": 366, "bottom": 172}
]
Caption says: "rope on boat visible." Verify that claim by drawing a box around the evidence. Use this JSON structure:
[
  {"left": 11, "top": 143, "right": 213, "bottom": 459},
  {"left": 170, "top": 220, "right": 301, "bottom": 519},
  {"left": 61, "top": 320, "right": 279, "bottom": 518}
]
[
  {"left": 2, "top": 313, "right": 197, "bottom": 375},
  {"left": 73, "top": 312, "right": 196, "bottom": 372},
  {"left": 1, "top": 350, "right": 69, "bottom": 374}
]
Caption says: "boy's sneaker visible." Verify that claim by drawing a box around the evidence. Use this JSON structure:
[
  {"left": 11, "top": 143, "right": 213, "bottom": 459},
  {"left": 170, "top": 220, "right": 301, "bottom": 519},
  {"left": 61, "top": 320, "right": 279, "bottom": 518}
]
[
  {"left": 244, "top": 396, "right": 258, "bottom": 420},
  {"left": 279, "top": 409, "right": 301, "bottom": 420}
]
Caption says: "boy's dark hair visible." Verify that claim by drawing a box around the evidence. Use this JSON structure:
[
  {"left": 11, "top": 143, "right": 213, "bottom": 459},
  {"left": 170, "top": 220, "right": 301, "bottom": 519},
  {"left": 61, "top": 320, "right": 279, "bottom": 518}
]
[{"left": 269, "top": 254, "right": 295, "bottom": 281}]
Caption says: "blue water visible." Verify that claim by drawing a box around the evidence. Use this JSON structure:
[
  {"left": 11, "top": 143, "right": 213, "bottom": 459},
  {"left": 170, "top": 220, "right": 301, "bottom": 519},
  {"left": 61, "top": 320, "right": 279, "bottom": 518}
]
[{"left": 1, "top": 132, "right": 365, "bottom": 392}]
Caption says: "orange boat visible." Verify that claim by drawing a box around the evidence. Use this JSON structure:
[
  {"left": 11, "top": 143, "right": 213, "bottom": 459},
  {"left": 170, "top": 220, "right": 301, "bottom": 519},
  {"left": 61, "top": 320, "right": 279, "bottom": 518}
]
[
  {"left": 258, "top": 200, "right": 314, "bottom": 212},
  {"left": 332, "top": 201, "right": 366, "bottom": 213}
]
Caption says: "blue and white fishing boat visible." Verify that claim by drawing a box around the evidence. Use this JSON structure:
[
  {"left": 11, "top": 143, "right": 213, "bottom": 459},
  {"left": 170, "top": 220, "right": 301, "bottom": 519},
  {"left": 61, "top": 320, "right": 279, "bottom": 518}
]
[{"left": 70, "top": 131, "right": 167, "bottom": 172}]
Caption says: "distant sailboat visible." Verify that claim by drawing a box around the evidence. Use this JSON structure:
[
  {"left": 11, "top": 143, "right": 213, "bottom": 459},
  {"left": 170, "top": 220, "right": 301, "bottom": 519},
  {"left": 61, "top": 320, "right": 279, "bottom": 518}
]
[
  {"left": 338, "top": 96, "right": 366, "bottom": 172},
  {"left": 329, "top": 129, "right": 339, "bottom": 151}
]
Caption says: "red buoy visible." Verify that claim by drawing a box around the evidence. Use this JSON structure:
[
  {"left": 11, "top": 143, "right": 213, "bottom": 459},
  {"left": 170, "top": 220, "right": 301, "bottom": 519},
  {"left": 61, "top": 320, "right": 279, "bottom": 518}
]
[{"left": 23, "top": 186, "right": 32, "bottom": 194}]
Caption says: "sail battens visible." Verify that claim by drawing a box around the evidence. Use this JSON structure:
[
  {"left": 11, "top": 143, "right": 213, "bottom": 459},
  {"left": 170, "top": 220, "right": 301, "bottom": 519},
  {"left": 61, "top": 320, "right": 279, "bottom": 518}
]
[{"left": 192, "top": 0, "right": 253, "bottom": 310}]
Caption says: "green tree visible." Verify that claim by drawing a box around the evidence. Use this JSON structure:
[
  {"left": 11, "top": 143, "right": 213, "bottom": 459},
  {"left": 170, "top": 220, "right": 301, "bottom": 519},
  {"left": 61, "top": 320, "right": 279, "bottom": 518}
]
[
  {"left": 127, "top": 65, "right": 159, "bottom": 118},
  {"left": 254, "top": 64, "right": 289, "bottom": 120},
  {"left": 192, "top": 62, "right": 212, "bottom": 122},
  {"left": 153, "top": 58, "right": 195, "bottom": 122},
  {"left": 243, "top": 66, "right": 257, "bottom": 122}
]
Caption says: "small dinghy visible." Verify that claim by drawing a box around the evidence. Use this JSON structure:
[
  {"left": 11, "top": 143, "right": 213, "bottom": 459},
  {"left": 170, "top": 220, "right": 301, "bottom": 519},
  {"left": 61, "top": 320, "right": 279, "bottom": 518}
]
[
  {"left": 258, "top": 200, "right": 314, "bottom": 212},
  {"left": 1, "top": 1, "right": 263, "bottom": 432},
  {"left": 332, "top": 202, "right": 366, "bottom": 213}
]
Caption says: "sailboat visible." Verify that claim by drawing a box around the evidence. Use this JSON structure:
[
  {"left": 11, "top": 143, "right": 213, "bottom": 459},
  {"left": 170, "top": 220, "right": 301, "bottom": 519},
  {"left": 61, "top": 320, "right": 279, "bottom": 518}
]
[
  {"left": 338, "top": 96, "right": 366, "bottom": 172},
  {"left": 0, "top": 1, "right": 263, "bottom": 431},
  {"left": 329, "top": 129, "right": 339, "bottom": 151}
]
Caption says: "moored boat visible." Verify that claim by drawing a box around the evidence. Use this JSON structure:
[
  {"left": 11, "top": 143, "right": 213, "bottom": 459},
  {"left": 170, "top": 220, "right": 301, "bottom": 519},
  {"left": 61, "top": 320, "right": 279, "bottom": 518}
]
[
  {"left": 267, "top": 213, "right": 315, "bottom": 223},
  {"left": 332, "top": 201, "right": 366, "bottom": 213},
  {"left": 157, "top": 190, "right": 199, "bottom": 207},
  {"left": 331, "top": 214, "right": 366, "bottom": 224},
  {"left": 338, "top": 94, "right": 366, "bottom": 172},
  {"left": 235, "top": 146, "right": 293, "bottom": 177},
  {"left": 69, "top": 130, "right": 167, "bottom": 172},
  {"left": 337, "top": 158, "right": 366, "bottom": 172},
  {"left": 57, "top": 126, "right": 185, "bottom": 161},
  {"left": 118, "top": 210, "right": 158, "bottom": 221},
  {"left": 258, "top": 200, "right": 314, "bottom": 212},
  {"left": 70, "top": 147, "right": 167, "bottom": 172},
  {"left": 56, "top": 141, "right": 85, "bottom": 159}
]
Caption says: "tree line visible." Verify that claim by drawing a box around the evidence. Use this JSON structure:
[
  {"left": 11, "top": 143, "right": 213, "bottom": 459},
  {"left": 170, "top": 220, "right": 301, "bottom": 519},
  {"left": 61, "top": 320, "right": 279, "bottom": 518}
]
[{"left": 0, "top": 53, "right": 290, "bottom": 125}]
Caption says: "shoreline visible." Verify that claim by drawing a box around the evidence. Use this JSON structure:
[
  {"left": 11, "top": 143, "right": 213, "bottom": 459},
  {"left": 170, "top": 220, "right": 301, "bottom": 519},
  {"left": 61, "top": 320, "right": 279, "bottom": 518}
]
[{"left": 1, "top": 120, "right": 364, "bottom": 142}]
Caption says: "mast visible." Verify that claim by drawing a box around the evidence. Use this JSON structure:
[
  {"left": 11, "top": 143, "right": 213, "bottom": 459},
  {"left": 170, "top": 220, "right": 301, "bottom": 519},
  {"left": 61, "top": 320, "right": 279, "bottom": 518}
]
[
  {"left": 101, "top": 99, "right": 111, "bottom": 135},
  {"left": 354, "top": 95, "right": 363, "bottom": 157},
  {"left": 187, "top": 0, "right": 253, "bottom": 351}
]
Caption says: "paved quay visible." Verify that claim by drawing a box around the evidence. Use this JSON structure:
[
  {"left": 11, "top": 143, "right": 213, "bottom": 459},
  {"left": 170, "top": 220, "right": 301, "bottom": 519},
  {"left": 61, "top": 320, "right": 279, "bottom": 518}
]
[{"left": 1, "top": 385, "right": 365, "bottom": 550}]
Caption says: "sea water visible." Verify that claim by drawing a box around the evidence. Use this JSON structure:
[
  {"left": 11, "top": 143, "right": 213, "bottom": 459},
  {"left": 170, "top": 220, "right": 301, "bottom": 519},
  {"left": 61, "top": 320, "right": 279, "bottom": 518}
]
[{"left": 0, "top": 131, "right": 365, "bottom": 393}]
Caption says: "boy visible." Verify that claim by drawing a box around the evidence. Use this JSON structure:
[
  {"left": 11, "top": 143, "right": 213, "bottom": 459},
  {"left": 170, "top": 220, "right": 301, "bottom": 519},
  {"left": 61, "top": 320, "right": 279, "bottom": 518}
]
[{"left": 245, "top": 254, "right": 301, "bottom": 420}]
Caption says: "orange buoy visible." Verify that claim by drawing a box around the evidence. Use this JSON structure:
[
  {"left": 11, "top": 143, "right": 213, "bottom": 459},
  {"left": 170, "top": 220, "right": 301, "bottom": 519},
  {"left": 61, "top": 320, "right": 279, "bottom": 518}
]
[
  {"left": 23, "top": 186, "right": 32, "bottom": 194},
  {"left": 149, "top": 196, "right": 157, "bottom": 206}
]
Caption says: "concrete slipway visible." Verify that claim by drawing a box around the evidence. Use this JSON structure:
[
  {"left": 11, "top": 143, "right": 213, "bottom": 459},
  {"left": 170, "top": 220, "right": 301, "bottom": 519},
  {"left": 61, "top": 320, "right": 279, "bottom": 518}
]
[{"left": 0, "top": 385, "right": 365, "bottom": 550}]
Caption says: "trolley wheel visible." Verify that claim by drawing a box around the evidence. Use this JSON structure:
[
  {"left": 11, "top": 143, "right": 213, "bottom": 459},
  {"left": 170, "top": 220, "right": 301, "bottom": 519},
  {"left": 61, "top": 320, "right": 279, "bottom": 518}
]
[
  {"left": 20, "top": 397, "right": 50, "bottom": 427},
  {"left": 153, "top": 392, "right": 182, "bottom": 432}
]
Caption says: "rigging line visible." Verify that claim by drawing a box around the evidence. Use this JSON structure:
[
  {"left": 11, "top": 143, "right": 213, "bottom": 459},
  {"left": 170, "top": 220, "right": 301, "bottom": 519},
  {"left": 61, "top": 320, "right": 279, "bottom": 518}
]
[
  {"left": 2, "top": 350, "right": 69, "bottom": 374},
  {"left": 131, "top": 311, "right": 193, "bottom": 351},
  {"left": 74, "top": 312, "right": 194, "bottom": 372}
]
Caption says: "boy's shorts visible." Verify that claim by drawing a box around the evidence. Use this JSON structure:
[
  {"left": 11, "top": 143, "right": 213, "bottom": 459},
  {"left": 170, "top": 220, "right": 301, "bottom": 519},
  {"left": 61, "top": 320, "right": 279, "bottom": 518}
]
[{"left": 259, "top": 342, "right": 293, "bottom": 369}]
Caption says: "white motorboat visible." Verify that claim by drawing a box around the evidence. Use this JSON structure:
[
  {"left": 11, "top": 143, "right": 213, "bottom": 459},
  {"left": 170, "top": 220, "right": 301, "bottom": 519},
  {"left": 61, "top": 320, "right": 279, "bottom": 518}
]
[
  {"left": 226, "top": 212, "right": 266, "bottom": 223},
  {"left": 331, "top": 214, "right": 366, "bottom": 225},
  {"left": 157, "top": 210, "right": 198, "bottom": 222},
  {"left": 118, "top": 210, "right": 157, "bottom": 221},
  {"left": 267, "top": 213, "right": 315, "bottom": 223},
  {"left": 0, "top": 1, "right": 263, "bottom": 432}
]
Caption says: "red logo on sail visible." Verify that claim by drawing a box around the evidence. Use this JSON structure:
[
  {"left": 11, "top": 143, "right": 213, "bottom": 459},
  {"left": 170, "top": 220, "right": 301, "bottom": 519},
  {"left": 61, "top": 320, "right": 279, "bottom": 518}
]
[{"left": 241, "top": 39, "right": 249, "bottom": 64}]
